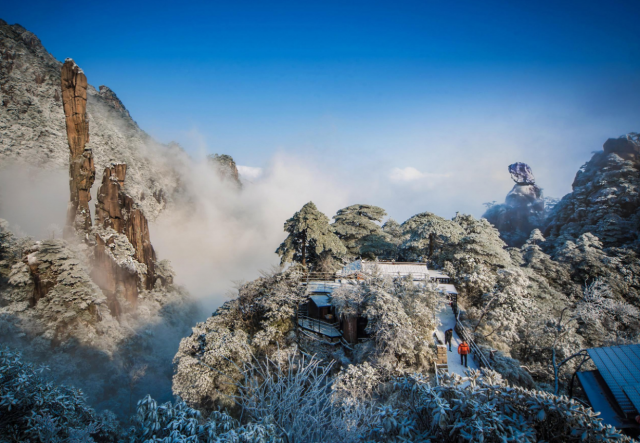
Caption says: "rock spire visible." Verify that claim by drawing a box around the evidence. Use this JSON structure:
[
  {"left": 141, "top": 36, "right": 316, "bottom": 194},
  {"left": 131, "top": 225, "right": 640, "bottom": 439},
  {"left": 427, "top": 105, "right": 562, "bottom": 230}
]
[
  {"left": 482, "top": 162, "right": 545, "bottom": 247},
  {"left": 95, "top": 164, "right": 157, "bottom": 291},
  {"left": 61, "top": 58, "right": 95, "bottom": 239}
]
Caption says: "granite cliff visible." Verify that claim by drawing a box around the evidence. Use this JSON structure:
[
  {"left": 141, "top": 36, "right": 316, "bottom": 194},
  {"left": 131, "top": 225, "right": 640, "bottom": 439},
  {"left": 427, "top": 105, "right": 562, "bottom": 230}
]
[
  {"left": 544, "top": 133, "right": 640, "bottom": 251},
  {"left": 0, "top": 21, "right": 198, "bottom": 417}
]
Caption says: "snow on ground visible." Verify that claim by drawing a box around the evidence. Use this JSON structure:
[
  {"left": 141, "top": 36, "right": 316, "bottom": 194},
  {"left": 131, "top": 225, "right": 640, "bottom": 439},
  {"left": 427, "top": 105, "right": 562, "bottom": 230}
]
[{"left": 436, "top": 303, "right": 478, "bottom": 377}]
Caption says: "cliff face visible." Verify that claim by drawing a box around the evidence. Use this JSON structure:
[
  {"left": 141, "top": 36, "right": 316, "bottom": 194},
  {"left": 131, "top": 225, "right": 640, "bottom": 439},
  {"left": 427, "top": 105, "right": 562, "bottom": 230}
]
[
  {"left": 0, "top": 20, "right": 199, "bottom": 417},
  {"left": 0, "top": 19, "right": 183, "bottom": 221},
  {"left": 544, "top": 133, "right": 640, "bottom": 250},
  {"left": 208, "top": 153, "right": 242, "bottom": 188},
  {"left": 61, "top": 58, "right": 95, "bottom": 239},
  {"left": 0, "top": 218, "right": 196, "bottom": 417}
]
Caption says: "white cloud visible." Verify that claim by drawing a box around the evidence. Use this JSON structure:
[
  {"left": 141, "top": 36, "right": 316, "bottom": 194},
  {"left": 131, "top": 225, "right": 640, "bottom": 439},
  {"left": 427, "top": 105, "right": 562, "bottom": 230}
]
[
  {"left": 389, "top": 167, "right": 451, "bottom": 184},
  {"left": 237, "top": 165, "right": 263, "bottom": 181},
  {"left": 389, "top": 167, "right": 426, "bottom": 182}
]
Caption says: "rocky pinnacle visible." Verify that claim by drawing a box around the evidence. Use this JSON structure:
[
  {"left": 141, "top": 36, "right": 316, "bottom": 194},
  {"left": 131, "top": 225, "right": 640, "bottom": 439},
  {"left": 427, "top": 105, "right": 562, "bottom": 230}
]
[
  {"left": 95, "top": 164, "right": 157, "bottom": 291},
  {"left": 61, "top": 58, "right": 95, "bottom": 239}
]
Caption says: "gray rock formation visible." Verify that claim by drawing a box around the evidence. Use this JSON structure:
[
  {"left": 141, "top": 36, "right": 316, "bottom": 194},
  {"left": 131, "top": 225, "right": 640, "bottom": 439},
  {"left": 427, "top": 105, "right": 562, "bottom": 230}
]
[
  {"left": 483, "top": 162, "right": 545, "bottom": 247},
  {"left": 98, "top": 85, "right": 132, "bottom": 120},
  {"left": 509, "top": 162, "right": 536, "bottom": 185},
  {"left": 544, "top": 133, "right": 640, "bottom": 250}
]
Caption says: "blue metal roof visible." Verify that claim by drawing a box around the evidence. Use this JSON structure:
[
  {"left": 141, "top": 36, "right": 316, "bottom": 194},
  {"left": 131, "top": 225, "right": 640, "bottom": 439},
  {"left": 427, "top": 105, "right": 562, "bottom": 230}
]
[
  {"left": 588, "top": 344, "right": 640, "bottom": 416},
  {"left": 577, "top": 371, "right": 627, "bottom": 429}
]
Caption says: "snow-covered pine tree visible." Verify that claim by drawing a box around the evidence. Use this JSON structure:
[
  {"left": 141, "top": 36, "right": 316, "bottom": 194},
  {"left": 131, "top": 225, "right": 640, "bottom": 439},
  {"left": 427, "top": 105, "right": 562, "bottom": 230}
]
[
  {"left": 276, "top": 202, "right": 346, "bottom": 268},
  {"left": 332, "top": 204, "right": 387, "bottom": 259},
  {"left": 399, "top": 212, "right": 465, "bottom": 261}
]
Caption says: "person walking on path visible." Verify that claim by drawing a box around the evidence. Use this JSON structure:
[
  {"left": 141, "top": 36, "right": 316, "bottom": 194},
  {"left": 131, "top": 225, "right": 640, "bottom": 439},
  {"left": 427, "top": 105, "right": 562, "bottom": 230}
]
[
  {"left": 444, "top": 328, "right": 453, "bottom": 351},
  {"left": 458, "top": 341, "right": 470, "bottom": 367}
]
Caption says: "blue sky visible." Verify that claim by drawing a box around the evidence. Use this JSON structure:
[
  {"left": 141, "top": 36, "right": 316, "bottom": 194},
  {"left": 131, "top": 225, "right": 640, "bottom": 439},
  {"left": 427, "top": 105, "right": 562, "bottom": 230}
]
[{"left": 4, "top": 0, "right": 640, "bottom": 221}]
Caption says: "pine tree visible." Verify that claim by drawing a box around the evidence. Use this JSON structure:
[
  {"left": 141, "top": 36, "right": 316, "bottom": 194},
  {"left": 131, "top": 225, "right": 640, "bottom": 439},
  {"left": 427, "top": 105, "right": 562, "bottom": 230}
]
[
  {"left": 399, "top": 212, "right": 465, "bottom": 261},
  {"left": 276, "top": 202, "right": 346, "bottom": 266},
  {"left": 382, "top": 218, "right": 402, "bottom": 240},
  {"left": 332, "top": 204, "right": 387, "bottom": 258}
]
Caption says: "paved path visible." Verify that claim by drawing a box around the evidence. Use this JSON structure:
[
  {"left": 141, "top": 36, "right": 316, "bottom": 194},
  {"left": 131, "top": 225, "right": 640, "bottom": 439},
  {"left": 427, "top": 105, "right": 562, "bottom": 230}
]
[{"left": 436, "top": 304, "right": 478, "bottom": 376}]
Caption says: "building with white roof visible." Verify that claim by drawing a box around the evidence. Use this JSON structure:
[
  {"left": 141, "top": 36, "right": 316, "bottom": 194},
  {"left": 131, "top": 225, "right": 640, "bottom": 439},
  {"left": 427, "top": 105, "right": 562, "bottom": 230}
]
[
  {"left": 337, "top": 259, "right": 429, "bottom": 281},
  {"left": 428, "top": 269, "right": 451, "bottom": 284},
  {"left": 437, "top": 284, "right": 458, "bottom": 296},
  {"left": 299, "top": 259, "right": 460, "bottom": 344}
]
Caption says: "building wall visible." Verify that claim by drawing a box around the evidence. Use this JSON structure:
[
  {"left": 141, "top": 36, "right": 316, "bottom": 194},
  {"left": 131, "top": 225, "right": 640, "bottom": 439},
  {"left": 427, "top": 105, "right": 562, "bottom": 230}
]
[{"left": 343, "top": 315, "right": 358, "bottom": 344}]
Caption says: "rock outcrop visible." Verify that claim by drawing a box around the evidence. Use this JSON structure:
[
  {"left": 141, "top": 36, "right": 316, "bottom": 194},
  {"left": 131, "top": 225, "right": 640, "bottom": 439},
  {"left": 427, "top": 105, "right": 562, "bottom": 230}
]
[
  {"left": 0, "top": 21, "right": 198, "bottom": 420},
  {"left": 0, "top": 218, "right": 196, "bottom": 418},
  {"left": 61, "top": 58, "right": 95, "bottom": 239},
  {"left": 544, "top": 133, "right": 640, "bottom": 250},
  {"left": 483, "top": 162, "right": 545, "bottom": 247},
  {"left": 100, "top": 164, "right": 157, "bottom": 287},
  {"left": 208, "top": 153, "right": 242, "bottom": 188},
  {"left": 0, "top": 219, "right": 121, "bottom": 350},
  {"left": 94, "top": 163, "right": 157, "bottom": 307},
  {"left": 98, "top": 85, "right": 132, "bottom": 120}
]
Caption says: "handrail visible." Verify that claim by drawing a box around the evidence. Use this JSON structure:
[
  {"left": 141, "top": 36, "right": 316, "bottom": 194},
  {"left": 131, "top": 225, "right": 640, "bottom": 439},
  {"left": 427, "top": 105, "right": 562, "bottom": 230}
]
[
  {"left": 455, "top": 321, "right": 493, "bottom": 370},
  {"left": 297, "top": 315, "right": 340, "bottom": 336},
  {"left": 298, "top": 314, "right": 339, "bottom": 327},
  {"left": 306, "top": 281, "right": 339, "bottom": 293},
  {"left": 434, "top": 362, "right": 440, "bottom": 386},
  {"left": 337, "top": 271, "right": 429, "bottom": 280}
]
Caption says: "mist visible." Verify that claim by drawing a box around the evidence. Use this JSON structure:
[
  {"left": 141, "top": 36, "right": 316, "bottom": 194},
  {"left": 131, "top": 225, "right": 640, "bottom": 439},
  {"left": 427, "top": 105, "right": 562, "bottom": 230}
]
[
  {"left": 0, "top": 165, "right": 68, "bottom": 240},
  {"left": 150, "top": 150, "right": 352, "bottom": 314}
]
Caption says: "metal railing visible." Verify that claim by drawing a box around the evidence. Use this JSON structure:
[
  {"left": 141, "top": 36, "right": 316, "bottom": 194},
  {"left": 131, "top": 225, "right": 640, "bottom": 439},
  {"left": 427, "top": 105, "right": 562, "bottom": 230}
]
[
  {"left": 306, "top": 281, "right": 339, "bottom": 293},
  {"left": 455, "top": 321, "right": 493, "bottom": 370},
  {"left": 297, "top": 314, "right": 340, "bottom": 335},
  {"left": 305, "top": 272, "right": 339, "bottom": 281}
]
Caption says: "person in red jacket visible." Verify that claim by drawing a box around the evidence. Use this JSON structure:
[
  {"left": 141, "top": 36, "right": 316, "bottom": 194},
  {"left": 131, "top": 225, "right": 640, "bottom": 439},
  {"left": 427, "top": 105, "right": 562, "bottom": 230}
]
[{"left": 458, "top": 341, "right": 470, "bottom": 367}]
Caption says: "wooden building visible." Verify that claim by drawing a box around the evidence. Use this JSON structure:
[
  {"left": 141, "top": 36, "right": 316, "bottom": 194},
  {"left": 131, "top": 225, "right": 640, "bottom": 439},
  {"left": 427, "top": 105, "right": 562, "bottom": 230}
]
[
  {"left": 299, "top": 260, "right": 460, "bottom": 347},
  {"left": 308, "top": 295, "right": 333, "bottom": 321}
]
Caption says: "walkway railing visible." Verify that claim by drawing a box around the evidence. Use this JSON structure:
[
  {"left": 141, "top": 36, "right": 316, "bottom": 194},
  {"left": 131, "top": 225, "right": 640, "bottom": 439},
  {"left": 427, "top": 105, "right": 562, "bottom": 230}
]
[
  {"left": 306, "top": 281, "right": 339, "bottom": 293},
  {"left": 297, "top": 314, "right": 341, "bottom": 336},
  {"left": 454, "top": 321, "right": 493, "bottom": 370}
]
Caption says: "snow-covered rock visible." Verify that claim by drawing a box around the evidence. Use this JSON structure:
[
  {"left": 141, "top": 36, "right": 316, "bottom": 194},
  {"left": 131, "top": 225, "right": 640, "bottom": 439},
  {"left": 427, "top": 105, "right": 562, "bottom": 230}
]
[{"left": 544, "top": 133, "right": 640, "bottom": 250}]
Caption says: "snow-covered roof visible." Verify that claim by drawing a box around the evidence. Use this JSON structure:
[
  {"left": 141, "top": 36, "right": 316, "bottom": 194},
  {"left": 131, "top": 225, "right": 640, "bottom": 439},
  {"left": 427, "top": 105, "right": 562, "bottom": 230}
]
[
  {"left": 309, "top": 295, "right": 331, "bottom": 307},
  {"left": 307, "top": 281, "right": 340, "bottom": 293},
  {"left": 428, "top": 269, "right": 450, "bottom": 280},
  {"left": 338, "top": 260, "right": 428, "bottom": 280},
  {"left": 437, "top": 284, "right": 458, "bottom": 295}
]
